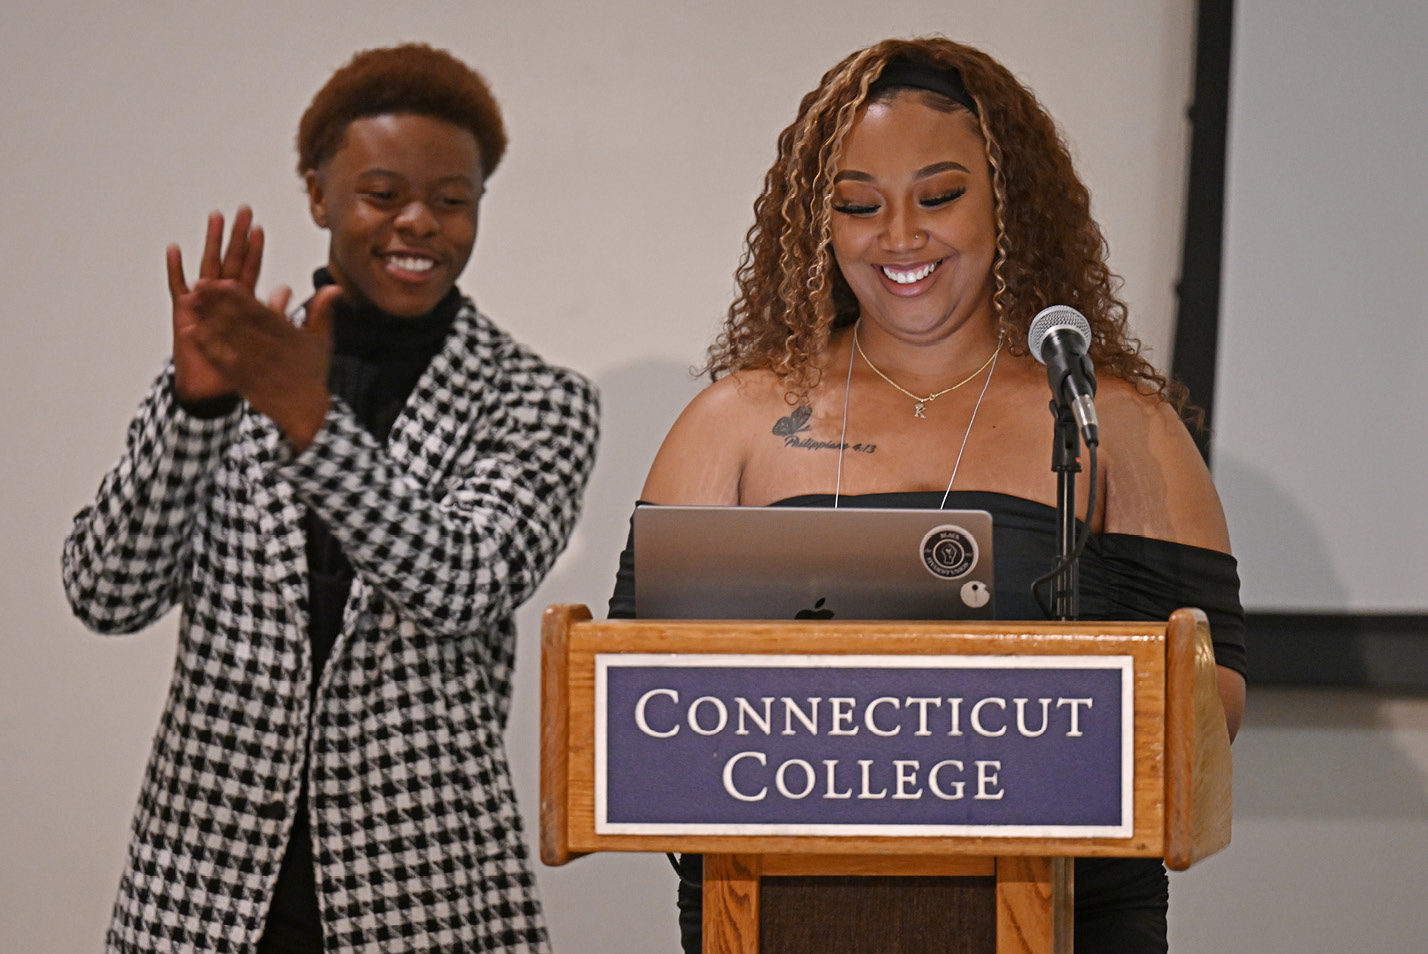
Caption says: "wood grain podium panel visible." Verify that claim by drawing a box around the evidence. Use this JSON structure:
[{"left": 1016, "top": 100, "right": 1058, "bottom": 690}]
[
  {"left": 995, "top": 856, "right": 1072, "bottom": 954},
  {"left": 1163, "top": 609, "right": 1233, "bottom": 869},
  {"left": 706, "top": 854, "right": 761, "bottom": 954},
  {"left": 542, "top": 604, "right": 1231, "bottom": 954},
  {"left": 542, "top": 607, "right": 1188, "bottom": 863}
]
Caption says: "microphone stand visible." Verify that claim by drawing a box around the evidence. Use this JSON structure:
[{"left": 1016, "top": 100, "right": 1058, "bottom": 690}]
[{"left": 1049, "top": 399, "right": 1081, "bottom": 621}]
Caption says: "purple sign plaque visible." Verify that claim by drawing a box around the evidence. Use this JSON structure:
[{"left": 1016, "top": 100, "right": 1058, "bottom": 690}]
[{"left": 595, "top": 654, "right": 1133, "bottom": 838}]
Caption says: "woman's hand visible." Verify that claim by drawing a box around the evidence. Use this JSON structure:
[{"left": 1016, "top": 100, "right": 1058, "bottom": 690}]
[
  {"left": 167, "top": 207, "right": 266, "bottom": 402},
  {"left": 184, "top": 281, "right": 342, "bottom": 453}
]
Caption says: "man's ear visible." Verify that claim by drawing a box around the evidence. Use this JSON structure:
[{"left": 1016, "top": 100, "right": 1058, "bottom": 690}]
[{"left": 306, "top": 170, "right": 328, "bottom": 229}]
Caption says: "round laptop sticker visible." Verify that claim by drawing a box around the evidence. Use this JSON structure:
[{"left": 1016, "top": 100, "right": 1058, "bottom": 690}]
[
  {"left": 919, "top": 525, "right": 978, "bottom": 580},
  {"left": 961, "top": 580, "right": 991, "bottom": 608}
]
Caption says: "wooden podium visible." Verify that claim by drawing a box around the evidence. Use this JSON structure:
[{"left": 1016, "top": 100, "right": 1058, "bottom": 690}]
[{"left": 539, "top": 605, "right": 1231, "bottom": 954}]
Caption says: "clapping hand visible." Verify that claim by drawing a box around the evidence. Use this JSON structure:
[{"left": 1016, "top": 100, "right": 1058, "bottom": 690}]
[
  {"left": 168, "top": 207, "right": 341, "bottom": 451},
  {"left": 167, "top": 207, "right": 264, "bottom": 403}
]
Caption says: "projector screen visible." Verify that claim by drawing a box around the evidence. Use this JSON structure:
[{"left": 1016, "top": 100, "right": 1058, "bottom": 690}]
[{"left": 1212, "top": 0, "right": 1428, "bottom": 614}]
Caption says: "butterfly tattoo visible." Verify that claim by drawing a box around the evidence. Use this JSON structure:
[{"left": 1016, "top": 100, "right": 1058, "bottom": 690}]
[{"left": 772, "top": 405, "right": 813, "bottom": 436}]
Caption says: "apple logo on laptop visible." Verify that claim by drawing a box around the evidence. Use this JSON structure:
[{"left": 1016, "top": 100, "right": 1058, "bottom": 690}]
[{"left": 795, "top": 598, "right": 836, "bottom": 620}]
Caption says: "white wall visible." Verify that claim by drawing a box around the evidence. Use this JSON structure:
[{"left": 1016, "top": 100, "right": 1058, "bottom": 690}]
[
  {"left": 1214, "top": 0, "right": 1428, "bottom": 612},
  {"left": 1175, "top": 5, "right": 1428, "bottom": 947},
  {"left": 1170, "top": 688, "right": 1428, "bottom": 951},
  {"left": 2, "top": 2, "right": 1422, "bottom": 953}
]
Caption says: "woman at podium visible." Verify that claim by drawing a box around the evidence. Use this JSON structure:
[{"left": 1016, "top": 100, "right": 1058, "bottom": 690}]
[{"left": 611, "top": 35, "right": 1246, "bottom": 954}]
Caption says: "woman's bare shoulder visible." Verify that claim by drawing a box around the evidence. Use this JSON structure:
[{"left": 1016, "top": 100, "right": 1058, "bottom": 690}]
[
  {"left": 1097, "top": 377, "right": 1231, "bottom": 552},
  {"left": 640, "top": 370, "right": 788, "bottom": 505},
  {"left": 666, "top": 370, "right": 790, "bottom": 439}
]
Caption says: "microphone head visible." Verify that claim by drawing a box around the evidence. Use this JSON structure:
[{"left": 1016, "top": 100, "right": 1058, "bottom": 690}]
[{"left": 1028, "top": 305, "right": 1092, "bottom": 365}]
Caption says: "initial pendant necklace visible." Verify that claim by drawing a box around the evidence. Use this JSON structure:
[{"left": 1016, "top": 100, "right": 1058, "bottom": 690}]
[
  {"left": 835, "top": 321, "right": 1003, "bottom": 509},
  {"left": 853, "top": 323, "right": 1001, "bottom": 418}
]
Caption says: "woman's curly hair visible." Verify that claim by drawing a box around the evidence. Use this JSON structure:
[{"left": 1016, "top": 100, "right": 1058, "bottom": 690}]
[
  {"left": 297, "top": 43, "right": 506, "bottom": 179},
  {"left": 704, "top": 36, "right": 1185, "bottom": 411}
]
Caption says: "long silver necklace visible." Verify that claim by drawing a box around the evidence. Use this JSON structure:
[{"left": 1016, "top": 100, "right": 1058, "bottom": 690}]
[
  {"left": 835, "top": 322, "right": 1003, "bottom": 509},
  {"left": 854, "top": 323, "right": 1001, "bottom": 418}
]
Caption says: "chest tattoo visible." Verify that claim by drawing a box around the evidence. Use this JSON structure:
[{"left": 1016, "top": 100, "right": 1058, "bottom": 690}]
[
  {"left": 771, "top": 405, "right": 875, "bottom": 453},
  {"left": 771, "top": 406, "right": 813, "bottom": 436}
]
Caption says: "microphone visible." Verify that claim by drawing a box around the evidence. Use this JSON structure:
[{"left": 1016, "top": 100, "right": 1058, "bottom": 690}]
[{"left": 1029, "top": 305, "right": 1099, "bottom": 446}]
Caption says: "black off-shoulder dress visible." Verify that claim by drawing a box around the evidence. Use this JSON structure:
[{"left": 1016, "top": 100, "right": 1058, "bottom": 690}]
[{"left": 609, "top": 490, "right": 1247, "bottom": 954}]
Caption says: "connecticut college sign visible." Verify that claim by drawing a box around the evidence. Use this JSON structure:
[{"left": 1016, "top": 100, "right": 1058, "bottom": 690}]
[{"left": 595, "top": 654, "right": 1133, "bottom": 838}]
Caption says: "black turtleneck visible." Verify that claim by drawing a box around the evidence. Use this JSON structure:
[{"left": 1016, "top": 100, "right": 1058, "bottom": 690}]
[{"left": 258, "top": 270, "right": 460, "bottom": 954}]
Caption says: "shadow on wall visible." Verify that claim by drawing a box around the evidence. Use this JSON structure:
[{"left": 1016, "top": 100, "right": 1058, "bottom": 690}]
[
  {"left": 1211, "top": 452, "right": 1349, "bottom": 614},
  {"left": 1213, "top": 456, "right": 1428, "bottom": 820},
  {"left": 516, "top": 355, "right": 707, "bottom": 619},
  {"left": 509, "top": 356, "right": 703, "bottom": 954},
  {"left": 1233, "top": 687, "right": 1428, "bottom": 821},
  {"left": 1215, "top": 447, "right": 1428, "bottom": 692},
  {"left": 1212, "top": 452, "right": 1368, "bottom": 671},
  {"left": 572, "top": 356, "right": 706, "bottom": 604}
]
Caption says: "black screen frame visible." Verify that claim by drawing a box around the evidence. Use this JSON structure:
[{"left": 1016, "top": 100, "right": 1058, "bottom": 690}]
[{"left": 1171, "top": 0, "right": 1427, "bottom": 690}]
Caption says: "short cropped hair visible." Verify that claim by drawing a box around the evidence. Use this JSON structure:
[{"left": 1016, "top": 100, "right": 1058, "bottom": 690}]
[{"left": 297, "top": 43, "right": 506, "bottom": 178}]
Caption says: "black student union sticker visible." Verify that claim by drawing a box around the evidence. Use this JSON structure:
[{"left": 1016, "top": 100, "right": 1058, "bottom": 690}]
[{"left": 919, "top": 525, "right": 978, "bottom": 579}]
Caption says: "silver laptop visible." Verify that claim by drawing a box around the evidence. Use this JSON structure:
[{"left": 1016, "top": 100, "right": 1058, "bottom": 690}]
[{"left": 634, "top": 505, "right": 995, "bottom": 620}]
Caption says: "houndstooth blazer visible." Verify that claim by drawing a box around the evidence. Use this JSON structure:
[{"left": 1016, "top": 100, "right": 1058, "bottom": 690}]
[{"left": 63, "top": 300, "right": 598, "bottom": 954}]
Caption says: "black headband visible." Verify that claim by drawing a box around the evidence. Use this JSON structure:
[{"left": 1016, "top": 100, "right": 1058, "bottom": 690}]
[{"left": 868, "top": 56, "right": 979, "bottom": 116}]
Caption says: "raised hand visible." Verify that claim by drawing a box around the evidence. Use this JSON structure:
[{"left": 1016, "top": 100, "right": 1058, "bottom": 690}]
[
  {"left": 167, "top": 208, "right": 265, "bottom": 402},
  {"left": 186, "top": 281, "right": 343, "bottom": 453}
]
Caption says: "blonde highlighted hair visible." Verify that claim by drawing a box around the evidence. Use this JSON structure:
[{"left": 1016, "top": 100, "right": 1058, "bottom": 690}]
[{"left": 704, "top": 36, "right": 1184, "bottom": 412}]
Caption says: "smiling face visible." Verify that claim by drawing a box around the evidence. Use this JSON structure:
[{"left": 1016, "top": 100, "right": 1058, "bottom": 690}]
[
  {"left": 306, "top": 113, "right": 483, "bottom": 317},
  {"left": 829, "top": 91, "right": 998, "bottom": 344}
]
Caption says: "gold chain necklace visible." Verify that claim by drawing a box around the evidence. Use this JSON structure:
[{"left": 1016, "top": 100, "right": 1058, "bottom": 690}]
[
  {"left": 853, "top": 323, "right": 1004, "bottom": 418},
  {"left": 834, "top": 321, "right": 1003, "bottom": 508}
]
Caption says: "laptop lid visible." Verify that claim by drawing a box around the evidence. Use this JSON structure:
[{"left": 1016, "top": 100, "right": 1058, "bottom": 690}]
[{"left": 634, "top": 505, "right": 996, "bottom": 621}]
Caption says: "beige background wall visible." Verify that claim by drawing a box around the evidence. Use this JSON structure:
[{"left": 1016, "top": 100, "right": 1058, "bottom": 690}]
[{"left": 2, "top": 2, "right": 1423, "bottom": 952}]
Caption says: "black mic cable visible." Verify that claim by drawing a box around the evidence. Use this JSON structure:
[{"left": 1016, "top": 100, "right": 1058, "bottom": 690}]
[{"left": 1032, "top": 440, "right": 1098, "bottom": 619}]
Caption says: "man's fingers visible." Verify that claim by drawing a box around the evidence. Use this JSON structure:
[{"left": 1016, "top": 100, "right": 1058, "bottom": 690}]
[
  {"left": 197, "top": 211, "right": 225, "bottom": 280},
  {"left": 166, "top": 245, "right": 189, "bottom": 300},
  {"left": 239, "top": 224, "right": 265, "bottom": 291},
  {"left": 303, "top": 286, "right": 342, "bottom": 343},
  {"left": 219, "top": 205, "right": 253, "bottom": 279},
  {"left": 267, "top": 286, "right": 293, "bottom": 316}
]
